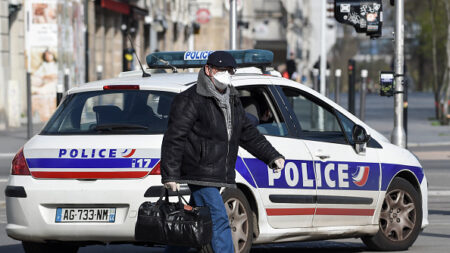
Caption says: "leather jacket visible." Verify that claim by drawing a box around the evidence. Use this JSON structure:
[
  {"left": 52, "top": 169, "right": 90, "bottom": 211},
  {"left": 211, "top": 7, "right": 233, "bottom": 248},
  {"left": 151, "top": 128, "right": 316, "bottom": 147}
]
[{"left": 161, "top": 70, "right": 283, "bottom": 188}]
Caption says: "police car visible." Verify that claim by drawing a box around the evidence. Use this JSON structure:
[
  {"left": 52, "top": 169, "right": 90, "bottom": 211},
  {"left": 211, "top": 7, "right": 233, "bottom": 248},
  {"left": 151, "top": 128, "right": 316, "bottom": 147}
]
[{"left": 5, "top": 50, "right": 428, "bottom": 253}]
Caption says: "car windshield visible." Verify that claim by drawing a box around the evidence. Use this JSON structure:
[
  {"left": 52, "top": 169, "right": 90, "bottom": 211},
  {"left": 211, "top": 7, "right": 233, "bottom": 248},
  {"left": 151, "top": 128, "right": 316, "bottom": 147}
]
[{"left": 41, "top": 90, "right": 176, "bottom": 135}]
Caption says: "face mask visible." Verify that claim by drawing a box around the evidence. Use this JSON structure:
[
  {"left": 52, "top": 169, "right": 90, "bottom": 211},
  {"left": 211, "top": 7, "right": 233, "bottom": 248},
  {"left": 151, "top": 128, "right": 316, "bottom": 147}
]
[{"left": 212, "top": 71, "right": 232, "bottom": 90}]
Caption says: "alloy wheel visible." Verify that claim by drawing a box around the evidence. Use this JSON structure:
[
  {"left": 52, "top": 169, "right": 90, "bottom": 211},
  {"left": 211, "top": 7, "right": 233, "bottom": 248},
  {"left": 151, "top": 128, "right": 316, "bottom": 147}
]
[
  {"left": 225, "top": 197, "right": 249, "bottom": 252},
  {"left": 379, "top": 189, "right": 417, "bottom": 241}
]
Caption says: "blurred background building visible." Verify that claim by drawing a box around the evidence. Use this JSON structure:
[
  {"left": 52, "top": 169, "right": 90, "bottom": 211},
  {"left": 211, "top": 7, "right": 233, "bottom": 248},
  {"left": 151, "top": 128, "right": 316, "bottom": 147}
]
[{"left": 1, "top": 0, "right": 437, "bottom": 129}]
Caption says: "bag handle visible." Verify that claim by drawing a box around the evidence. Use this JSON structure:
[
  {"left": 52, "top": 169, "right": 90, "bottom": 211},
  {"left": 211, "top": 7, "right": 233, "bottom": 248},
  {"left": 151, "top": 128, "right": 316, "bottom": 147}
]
[
  {"left": 159, "top": 187, "right": 188, "bottom": 204},
  {"left": 158, "top": 187, "right": 170, "bottom": 202}
]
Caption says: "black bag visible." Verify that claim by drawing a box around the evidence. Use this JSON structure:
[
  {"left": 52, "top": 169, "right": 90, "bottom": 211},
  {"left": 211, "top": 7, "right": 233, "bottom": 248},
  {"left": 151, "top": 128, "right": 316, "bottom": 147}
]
[{"left": 135, "top": 188, "right": 213, "bottom": 247}]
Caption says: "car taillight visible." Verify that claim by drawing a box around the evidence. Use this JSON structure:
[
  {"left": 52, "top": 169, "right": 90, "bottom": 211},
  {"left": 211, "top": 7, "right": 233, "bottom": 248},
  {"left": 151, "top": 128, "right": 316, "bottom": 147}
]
[
  {"left": 11, "top": 148, "right": 31, "bottom": 175},
  {"left": 149, "top": 161, "right": 161, "bottom": 175}
]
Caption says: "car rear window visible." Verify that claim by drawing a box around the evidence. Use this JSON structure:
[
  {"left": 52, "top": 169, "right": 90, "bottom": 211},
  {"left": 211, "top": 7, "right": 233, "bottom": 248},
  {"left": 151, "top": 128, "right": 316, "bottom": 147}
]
[{"left": 41, "top": 90, "right": 176, "bottom": 135}]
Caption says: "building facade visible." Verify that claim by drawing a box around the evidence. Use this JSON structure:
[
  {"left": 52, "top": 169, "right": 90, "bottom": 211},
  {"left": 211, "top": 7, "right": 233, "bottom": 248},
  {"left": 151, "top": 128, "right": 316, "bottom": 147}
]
[
  {"left": 0, "top": 0, "right": 337, "bottom": 128},
  {"left": 1, "top": 0, "right": 26, "bottom": 129}
]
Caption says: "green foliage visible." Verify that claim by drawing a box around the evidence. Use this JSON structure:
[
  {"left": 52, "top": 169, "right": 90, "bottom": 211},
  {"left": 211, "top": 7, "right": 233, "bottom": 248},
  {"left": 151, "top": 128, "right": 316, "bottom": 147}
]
[
  {"left": 406, "top": 0, "right": 448, "bottom": 91},
  {"left": 431, "top": 120, "right": 441, "bottom": 126}
]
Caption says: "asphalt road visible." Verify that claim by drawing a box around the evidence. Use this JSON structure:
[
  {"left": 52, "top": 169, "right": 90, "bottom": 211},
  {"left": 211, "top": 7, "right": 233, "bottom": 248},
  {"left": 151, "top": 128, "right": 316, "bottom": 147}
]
[{"left": 0, "top": 144, "right": 449, "bottom": 252}]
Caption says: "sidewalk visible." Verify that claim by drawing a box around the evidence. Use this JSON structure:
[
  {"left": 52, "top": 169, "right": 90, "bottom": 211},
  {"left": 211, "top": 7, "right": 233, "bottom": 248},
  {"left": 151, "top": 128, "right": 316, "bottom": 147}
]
[
  {"left": 341, "top": 92, "right": 450, "bottom": 147},
  {"left": 0, "top": 124, "right": 44, "bottom": 154}
]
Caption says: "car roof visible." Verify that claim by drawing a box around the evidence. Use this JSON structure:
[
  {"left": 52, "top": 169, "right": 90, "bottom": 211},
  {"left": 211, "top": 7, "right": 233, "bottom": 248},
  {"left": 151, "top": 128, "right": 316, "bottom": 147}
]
[
  {"left": 67, "top": 72, "right": 199, "bottom": 94},
  {"left": 67, "top": 69, "right": 281, "bottom": 95}
]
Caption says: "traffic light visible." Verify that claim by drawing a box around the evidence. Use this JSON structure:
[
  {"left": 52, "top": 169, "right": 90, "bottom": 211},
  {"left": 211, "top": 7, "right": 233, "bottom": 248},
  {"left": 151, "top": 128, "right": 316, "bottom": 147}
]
[
  {"left": 123, "top": 48, "right": 135, "bottom": 72},
  {"left": 334, "top": 0, "right": 383, "bottom": 39}
]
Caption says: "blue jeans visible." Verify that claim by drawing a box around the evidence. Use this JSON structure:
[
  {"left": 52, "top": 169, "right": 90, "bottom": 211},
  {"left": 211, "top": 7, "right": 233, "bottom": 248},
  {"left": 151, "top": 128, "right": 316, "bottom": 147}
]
[{"left": 164, "top": 185, "right": 234, "bottom": 253}]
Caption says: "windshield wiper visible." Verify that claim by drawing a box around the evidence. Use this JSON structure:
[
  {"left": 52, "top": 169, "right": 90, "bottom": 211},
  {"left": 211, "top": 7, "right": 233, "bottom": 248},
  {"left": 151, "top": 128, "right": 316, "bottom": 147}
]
[{"left": 94, "top": 124, "right": 148, "bottom": 132}]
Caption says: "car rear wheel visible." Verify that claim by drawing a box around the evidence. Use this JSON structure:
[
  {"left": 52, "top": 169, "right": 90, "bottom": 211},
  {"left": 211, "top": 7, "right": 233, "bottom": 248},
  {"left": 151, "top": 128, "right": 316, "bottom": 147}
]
[
  {"left": 199, "top": 188, "right": 254, "bottom": 253},
  {"left": 362, "top": 177, "right": 422, "bottom": 251},
  {"left": 22, "top": 241, "right": 79, "bottom": 253}
]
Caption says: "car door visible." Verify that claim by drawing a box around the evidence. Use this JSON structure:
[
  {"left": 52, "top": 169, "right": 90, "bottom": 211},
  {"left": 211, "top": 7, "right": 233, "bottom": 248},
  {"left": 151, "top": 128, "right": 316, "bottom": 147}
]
[
  {"left": 276, "top": 85, "right": 381, "bottom": 227},
  {"left": 234, "top": 81, "right": 316, "bottom": 229}
]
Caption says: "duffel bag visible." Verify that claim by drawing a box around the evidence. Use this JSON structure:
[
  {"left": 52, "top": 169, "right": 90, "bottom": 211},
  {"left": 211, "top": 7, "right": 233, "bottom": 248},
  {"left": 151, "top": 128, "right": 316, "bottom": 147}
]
[{"left": 135, "top": 188, "right": 212, "bottom": 247}]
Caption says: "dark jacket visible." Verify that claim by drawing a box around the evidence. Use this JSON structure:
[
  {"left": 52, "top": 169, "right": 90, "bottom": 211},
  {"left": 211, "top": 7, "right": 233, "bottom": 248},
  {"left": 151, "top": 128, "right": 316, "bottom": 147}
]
[{"left": 160, "top": 70, "right": 283, "bottom": 188}]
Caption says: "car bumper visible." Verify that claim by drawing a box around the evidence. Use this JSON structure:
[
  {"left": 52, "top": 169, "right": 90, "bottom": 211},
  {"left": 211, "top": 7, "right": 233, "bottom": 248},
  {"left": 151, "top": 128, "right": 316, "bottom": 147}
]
[
  {"left": 421, "top": 176, "right": 429, "bottom": 229},
  {"left": 5, "top": 175, "right": 181, "bottom": 243}
]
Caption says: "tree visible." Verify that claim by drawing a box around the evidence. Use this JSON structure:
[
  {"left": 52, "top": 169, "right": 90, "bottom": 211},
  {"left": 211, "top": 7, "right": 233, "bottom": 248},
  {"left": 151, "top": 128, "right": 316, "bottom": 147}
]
[
  {"left": 406, "top": 0, "right": 448, "bottom": 119},
  {"left": 442, "top": 0, "right": 450, "bottom": 125}
]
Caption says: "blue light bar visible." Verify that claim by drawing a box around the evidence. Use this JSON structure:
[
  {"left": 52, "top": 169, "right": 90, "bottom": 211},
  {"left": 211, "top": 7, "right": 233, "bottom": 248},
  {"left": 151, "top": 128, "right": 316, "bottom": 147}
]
[{"left": 146, "top": 49, "right": 273, "bottom": 70}]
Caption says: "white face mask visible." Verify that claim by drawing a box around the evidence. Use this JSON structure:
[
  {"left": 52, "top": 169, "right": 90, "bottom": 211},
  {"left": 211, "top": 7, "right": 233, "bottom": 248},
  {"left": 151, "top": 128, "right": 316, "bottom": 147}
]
[{"left": 212, "top": 71, "right": 232, "bottom": 90}]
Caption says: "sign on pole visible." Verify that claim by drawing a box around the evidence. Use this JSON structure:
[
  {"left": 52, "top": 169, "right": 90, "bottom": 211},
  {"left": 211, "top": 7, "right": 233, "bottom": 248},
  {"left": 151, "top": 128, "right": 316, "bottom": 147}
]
[{"left": 196, "top": 8, "right": 211, "bottom": 24}]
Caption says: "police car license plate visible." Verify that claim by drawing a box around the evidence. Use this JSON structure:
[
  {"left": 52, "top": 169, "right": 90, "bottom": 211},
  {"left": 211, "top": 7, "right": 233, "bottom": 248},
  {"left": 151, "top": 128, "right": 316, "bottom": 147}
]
[{"left": 55, "top": 208, "right": 116, "bottom": 223}]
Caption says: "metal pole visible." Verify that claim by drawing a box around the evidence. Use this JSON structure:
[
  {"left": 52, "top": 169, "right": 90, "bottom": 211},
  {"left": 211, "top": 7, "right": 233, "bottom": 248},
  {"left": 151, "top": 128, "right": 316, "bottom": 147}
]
[
  {"left": 84, "top": 0, "right": 89, "bottom": 82},
  {"left": 360, "top": 69, "right": 368, "bottom": 121},
  {"left": 188, "top": 24, "right": 194, "bottom": 73},
  {"left": 404, "top": 80, "right": 408, "bottom": 148},
  {"left": 229, "top": 0, "right": 237, "bottom": 50},
  {"left": 318, "top": 0, "right": 327, "bottom": 132},
  {"left": 26, "top": 72, "right": 32, "bottom": 139},
  {"left": 312, "top": 69, "right": 319, "bottom": 91},
  {"left": 64, "top": 68, "right": 70, "bottom": 92},
  {"left": 391, "top": 0, "right": 406, "bottom": 147},
  {"left": 326, "top": 69, "right": 330, "bottom": 98},
  {"left": 57, "top": 69, "right": 69, "bottom": 106},
  {"left": 335, "top": 69, "right": 341, "bottom": 104},
  {"left": 96, "top": 65, "right": 103, "bottom": 81},
  {"left": 319, "top": 0, "right": 327, "bottom": 95},
  {"left": 348, "top": 59, "right": 356, "bottom": 114},
  {"left": 57, "top": 85, "right": 63, "bottom": 106}
]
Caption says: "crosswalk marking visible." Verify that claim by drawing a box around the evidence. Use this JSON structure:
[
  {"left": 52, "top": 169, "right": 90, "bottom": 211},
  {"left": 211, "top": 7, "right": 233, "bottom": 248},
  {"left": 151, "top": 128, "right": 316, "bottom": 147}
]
[{"left": 429, "top": 191, "right": 450, "bottom": 196}]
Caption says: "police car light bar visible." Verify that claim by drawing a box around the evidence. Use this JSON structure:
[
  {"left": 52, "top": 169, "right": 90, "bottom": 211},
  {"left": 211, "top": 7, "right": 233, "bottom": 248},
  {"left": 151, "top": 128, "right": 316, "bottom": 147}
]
[{"left": 146, "top": 49, "right": 273, "bottom": 70}]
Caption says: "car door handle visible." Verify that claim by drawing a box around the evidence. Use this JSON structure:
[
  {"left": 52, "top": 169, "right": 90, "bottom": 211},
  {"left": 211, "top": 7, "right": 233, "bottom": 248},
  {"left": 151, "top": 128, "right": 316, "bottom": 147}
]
[{"left": 315, "top": 154, "right": 330, "bottom": 160}]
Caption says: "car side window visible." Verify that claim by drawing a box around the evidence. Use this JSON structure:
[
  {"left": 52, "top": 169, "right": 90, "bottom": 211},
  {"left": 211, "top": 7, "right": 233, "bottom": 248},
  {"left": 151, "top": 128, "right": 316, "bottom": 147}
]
[
  {"left": 280, "top": 87, "right": 347, "bottom": 144},
  {"left": 237, "top": 86, "right": 288, "bottom": 137},
  {"left": 335, "top": 111, "right": 356, "bottom": 144}
]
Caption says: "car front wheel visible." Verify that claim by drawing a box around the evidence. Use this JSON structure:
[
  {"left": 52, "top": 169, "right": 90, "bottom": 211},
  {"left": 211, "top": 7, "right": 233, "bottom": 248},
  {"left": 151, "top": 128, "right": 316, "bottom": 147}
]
[
  {"left": 362, "top": 177, "right": 422, "bottom": 251},
  {"left": 22, "top": 241, "right": 79, "bottom": 253}
]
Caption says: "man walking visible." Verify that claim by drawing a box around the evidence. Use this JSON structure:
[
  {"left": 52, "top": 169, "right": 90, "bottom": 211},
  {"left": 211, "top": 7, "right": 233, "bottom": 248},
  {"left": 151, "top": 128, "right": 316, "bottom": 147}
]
[{"left": 161, "top": 51, "right": 285, "bottom": 253}]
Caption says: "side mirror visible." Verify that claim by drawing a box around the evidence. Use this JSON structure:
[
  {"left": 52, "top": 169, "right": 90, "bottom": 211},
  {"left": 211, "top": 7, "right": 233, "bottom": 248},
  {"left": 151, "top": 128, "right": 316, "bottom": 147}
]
[
  {"left": 352, "top": 125, "right": 370, "bottom": 154},
  {"left": 352, "top": 125, "right": 370, "bottom": 144}
]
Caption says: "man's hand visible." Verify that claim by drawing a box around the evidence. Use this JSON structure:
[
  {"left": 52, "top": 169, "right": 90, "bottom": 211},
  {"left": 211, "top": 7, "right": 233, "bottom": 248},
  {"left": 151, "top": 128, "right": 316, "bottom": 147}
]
[
  {"left": 164, "top": 182, "right": 180, "bottom": 191},
  {"left": 271, "top": 158, "right": 285, "bottom": 173}
]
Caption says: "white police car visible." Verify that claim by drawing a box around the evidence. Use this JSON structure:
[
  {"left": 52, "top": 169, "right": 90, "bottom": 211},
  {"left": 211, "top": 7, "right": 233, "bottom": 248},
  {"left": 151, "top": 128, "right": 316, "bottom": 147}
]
[{"left": 5, "top": 50, "right": 428, "bottom": 253}]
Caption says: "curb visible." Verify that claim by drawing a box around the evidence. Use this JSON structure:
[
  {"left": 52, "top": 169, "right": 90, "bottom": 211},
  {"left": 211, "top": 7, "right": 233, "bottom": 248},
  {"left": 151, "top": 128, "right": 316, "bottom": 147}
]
[
  {"left": 408, "top": 142, "right": 450, "bottom": 147},
  {"left": 0, "top": 153, "right": 15, "bottom": 158},
  {"left": 429, "top": 191, "right": 450, "bottom": 196}
]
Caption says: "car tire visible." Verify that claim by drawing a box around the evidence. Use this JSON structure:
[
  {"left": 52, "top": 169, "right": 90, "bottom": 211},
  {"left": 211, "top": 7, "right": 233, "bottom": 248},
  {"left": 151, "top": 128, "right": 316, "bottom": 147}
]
[
  {"left": 199, "top": 188, "right": 254, "bottom": 253},
  {"left": 362, "top": 177, "right": 422, "bottom": 251},
  {"left": 22, "top": 241, "right": 79, "bottom": 253}
]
